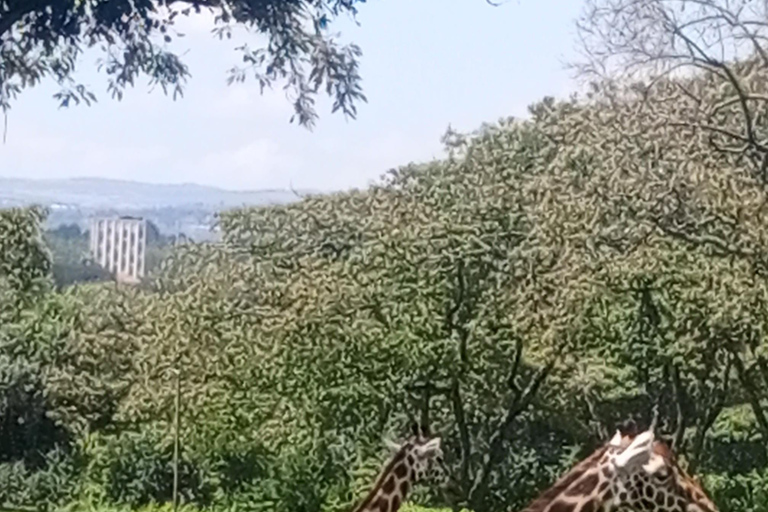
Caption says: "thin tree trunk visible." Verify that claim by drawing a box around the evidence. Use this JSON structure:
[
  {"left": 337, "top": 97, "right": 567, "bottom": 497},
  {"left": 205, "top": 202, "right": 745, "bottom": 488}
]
[
  {"left": 468, "top": 360, "right": 553, "bottom": 511},
  {"left": 732, "top": 352, "right": 768, "bottom": 438},
  {"left": 450, "top": 378, "right": 472, "bottom": 502},
  {"left": 670, "top": 364, "right": 686, "bottom": 451},
  {"left": 173, "top": 367, "right": 181, "bottom": 512},
  {"left": 689, "top": 357, "right": 731, "bottom": 474}
]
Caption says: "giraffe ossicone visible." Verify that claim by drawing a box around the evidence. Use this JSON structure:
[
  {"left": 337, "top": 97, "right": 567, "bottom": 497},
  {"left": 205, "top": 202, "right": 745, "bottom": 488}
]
[
  {"left": 611, "top": 429, "right": 654, "bottom": 469},
  {"left": 352, "top": 424, "right": 447, "bottom": 512}
]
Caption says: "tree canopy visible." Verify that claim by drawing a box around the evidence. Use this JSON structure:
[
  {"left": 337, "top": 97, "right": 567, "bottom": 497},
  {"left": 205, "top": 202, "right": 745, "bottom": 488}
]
[
  {"left": 0, "top": 0, "right": 368, "bottom": 128},
  {"left": 575, "top": 0, "right": 768, "bottom": 170}
]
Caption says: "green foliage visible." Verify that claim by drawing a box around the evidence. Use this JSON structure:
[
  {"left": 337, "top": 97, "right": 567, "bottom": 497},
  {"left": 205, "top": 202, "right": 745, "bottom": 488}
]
[
  {"left": 142, "top": 222, "right": 177, "bottom": 279},
  {"left": 44, "top": 225, "right": 112, "bottom": 289},
  {"left": 400, "top": 507, "right": 473, "bottom": 512},
  {"left": 703, "top": 470, "right": 768, "bottom": 512},
  {"left": 0, "top": 206, "right": 52, "bottom": 303},
  {"left": 63, "top": 503, "right": 202, "bottom": 512},
  {"left": 0, "top": 207, "right": 70, "bottom": 467},
  {"left": 0, "top": 447, "right": 81, "bottom": 510},
  {"left": 78, "top": 428, "right": 210, "bottom": 508}
]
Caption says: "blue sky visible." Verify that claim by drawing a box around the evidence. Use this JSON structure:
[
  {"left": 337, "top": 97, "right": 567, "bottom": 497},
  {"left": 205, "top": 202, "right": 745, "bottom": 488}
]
[{"left": 0, "top": 0, "right": 584, "bottom": 191}]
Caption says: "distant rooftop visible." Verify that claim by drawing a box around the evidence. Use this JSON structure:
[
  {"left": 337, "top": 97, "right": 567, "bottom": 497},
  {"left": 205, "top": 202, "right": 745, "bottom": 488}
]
[{"left": 91, "top": 215, "right": 145, "bottom": 221}]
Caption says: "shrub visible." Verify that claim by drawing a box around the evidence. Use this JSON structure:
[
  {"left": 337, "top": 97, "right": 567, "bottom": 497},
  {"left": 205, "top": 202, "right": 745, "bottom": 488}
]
[{"left": 79, "top": 429, "right": 210, "bottom": 508}]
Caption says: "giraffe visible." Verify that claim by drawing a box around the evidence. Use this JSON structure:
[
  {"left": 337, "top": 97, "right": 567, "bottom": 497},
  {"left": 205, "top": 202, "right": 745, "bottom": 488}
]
[
  {"left": 519, "top": 423, "right": 718, "bottom": 512},
  {"left": 352, "top": 424, "right": 448, "bottom": 512}
]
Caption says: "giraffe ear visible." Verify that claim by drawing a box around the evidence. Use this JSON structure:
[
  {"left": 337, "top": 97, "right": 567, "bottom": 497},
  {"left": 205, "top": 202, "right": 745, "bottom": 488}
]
[{"left": 384, "top": 437, "right": 402, "bottom": 453}]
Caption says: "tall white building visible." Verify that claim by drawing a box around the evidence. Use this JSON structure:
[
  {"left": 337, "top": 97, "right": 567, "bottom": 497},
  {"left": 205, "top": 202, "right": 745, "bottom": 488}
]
[{"left": 89, "top": 216, "right": 147, "bottom": 284}]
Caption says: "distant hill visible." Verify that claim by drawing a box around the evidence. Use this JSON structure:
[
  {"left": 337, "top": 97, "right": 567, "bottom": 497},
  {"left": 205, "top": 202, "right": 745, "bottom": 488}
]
[
  {"left": 0, "top": 177, "right": 312, "bottom": 240},
  {"left": 0, "top": 177, "right": 307, "bottom": 209}
]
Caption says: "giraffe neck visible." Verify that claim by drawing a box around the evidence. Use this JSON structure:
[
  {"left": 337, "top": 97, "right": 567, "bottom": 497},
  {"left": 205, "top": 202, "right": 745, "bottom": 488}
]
[
  {"left": 353, "top": 448, "right": 415, "bottom": 512},
  {"left": 520, "top": 446, "right": 613, "bottom": 512},
  {"left": 541, "top": 467, "right": 613, "bottom": 512}
]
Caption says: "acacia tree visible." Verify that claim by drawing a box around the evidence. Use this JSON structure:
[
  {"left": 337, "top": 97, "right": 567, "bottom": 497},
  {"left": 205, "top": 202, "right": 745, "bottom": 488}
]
[
  {"left": 575, "top": 0, "right": 768, "bottom": 175},
  {"left": 0, "top": 0, "right": 367, "bottom": 128},
  {"left": 571, "top": 0, "right": 768, "bottom": 440}
]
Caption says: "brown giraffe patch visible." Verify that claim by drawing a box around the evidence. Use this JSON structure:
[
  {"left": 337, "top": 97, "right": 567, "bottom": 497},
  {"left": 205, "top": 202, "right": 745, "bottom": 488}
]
[
  {"left": 666, "top": 496, "right": 675, "bottom": 507},
  {"left": 390, "top": 495, "right": 401, "bottom": 512},
  {"left": 619, "top": 492, "right": 628, "bottom": 501},
  {"left": 601, "top": 466, "right": 614, "bottom": 478},
  {"left": 565, "top": 473, "right": 599, "bottom": 496},
  {"left": 399, "top": 481, "right": 410, "bottom": 496},
  {"left": 351, "top": 445, "right": 412, "bottom": 512},
  {"left": 520, "top": 446, "right": 611, "bottom": 512},
  {"left": 655, "top": 493, "right": 665, "bottom": 506},
  {"left": 382, "top": 476, "right": 396, "bottom": 494},
  {"left": 602, "top": 489, "right": 613, "bottom": 501},
  {"left": 394, "top": 463, "right": 408, "bottom": 479},
  {"left": 579, "top": 499, "right": 596, "bottom": 512},
  {"left": 640, "top": 498, "right": 654, "bottom": 510},
  {"left": 548, "top": 502, "right": 576, "bottom": 512},
  {"left": 597, "top": 481, "right": 609, "bottom": 493},
  {"left": 644, "top": 486, "right": 655, "bottom": 498},
  {"left": 407, "top": 455, "right": 415, "bottom": 465}
]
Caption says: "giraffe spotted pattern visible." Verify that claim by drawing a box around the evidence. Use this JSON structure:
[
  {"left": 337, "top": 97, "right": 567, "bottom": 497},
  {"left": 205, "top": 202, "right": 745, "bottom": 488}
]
[
  {"left": 519, "top": 427, "right": 717, "bottom": 512},
  {"left": 352, "top": 424, "right": 447, "bottom": 512}
]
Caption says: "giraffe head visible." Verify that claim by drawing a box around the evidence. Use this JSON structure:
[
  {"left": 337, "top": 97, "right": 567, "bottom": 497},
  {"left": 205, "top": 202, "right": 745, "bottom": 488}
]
[
  {"left": 353, "top": 423, "right": 447, "bottom": 512},
  {"left": 602, "top": 427, "right": 717, "bottom": 512},
  {"left": 523, "top": 425, "right": 717, "bottom": 512},
  {"left": 403, "top": 423, "right": 447, "bottom": 485}
]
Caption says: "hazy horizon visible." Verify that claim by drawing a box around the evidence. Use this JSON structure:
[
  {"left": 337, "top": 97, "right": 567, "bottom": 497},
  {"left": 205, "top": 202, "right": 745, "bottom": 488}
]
[{"left": 0, "top": 175, "right": 316, "bottom": 193}]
